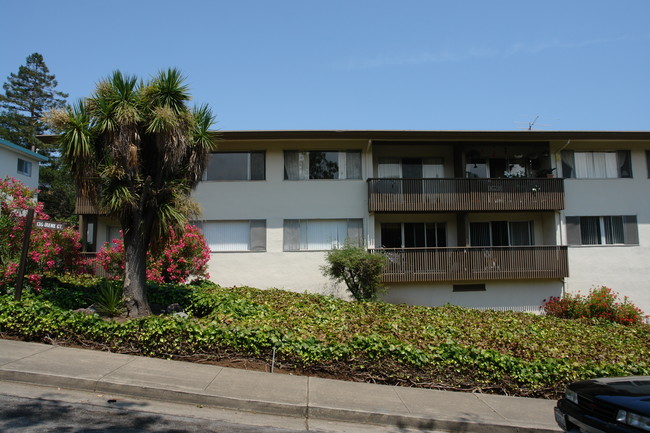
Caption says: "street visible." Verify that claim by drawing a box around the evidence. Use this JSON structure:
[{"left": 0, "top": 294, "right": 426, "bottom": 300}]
[{"left": 0, "top": 381, "right": 445, "bottom": 433}]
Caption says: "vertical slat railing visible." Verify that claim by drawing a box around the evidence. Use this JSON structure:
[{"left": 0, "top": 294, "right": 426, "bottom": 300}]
[
  {"left": 371, "top": 246, "right": 568, "bottom": 282},
  {"left": 368, "top": 178, "right": 564, "bottom": 212}
]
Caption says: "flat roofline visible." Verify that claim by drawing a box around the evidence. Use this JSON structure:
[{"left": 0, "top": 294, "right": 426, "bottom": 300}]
[
  {"left": 41, "top": 130, "right": 650, "bottom": 144},
  {"left": 214, "top": 130, "right": 650, "bottom": 141}
]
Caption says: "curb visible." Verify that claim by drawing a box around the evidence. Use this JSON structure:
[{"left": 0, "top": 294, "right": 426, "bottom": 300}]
[{"left": 0, "top": 369, "right": 559, "bottom": 433}]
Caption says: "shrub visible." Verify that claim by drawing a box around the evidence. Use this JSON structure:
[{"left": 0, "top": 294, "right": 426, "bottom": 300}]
[
  {"left": 321, "top": 244, "right": 386, "bottom": 301},
  {"left": 93, "top": 223, "right": 210, "bottom": 284},
  {"left": 93, "top": 280, "right": 124, "bottom": 317},
  {"left": 3, "top": 284, "right": 649, "bottom": 399},
  {"left": 543, "top": 286, "right": 645, "bottom": 325},
  {"left": 0, "top": 177, "right": 87, "bottom": 292}
]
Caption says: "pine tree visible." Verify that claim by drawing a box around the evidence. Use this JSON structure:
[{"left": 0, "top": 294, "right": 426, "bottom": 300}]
[
  {"left": 0, "top": 53, "right": 68, "bottom": 151},
  {"left": 0, "top": 53, "right": 74, "bottom": 219}
]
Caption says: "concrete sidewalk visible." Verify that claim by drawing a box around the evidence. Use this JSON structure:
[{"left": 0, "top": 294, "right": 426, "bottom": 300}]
[{"left": 0, "top": 339, "right": 560, "bottom": 432}]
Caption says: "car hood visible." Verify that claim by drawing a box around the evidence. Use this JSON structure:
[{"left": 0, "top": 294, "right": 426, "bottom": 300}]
[{"left": 569, "top": 376, "right": 650, "bottom": 416}]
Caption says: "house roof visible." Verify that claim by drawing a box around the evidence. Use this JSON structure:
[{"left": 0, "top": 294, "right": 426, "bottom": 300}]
[{"left": 0, "top": 138, "right": 48, "bottom": 162}]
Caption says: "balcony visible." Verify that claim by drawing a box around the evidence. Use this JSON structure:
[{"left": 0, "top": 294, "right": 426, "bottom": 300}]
[
  {"left": 367, "top": 178, "right": 564, "bottom": 212},
  {"left": 370, "top": 246, "right": 568, "bottom": 283}
]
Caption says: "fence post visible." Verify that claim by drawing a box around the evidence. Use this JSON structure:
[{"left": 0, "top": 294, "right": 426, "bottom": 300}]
[{"left": 14, "top": 208, "right": 35, "bottom": 301}]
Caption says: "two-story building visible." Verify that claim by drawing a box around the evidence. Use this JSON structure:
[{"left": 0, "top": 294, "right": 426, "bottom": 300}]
[{"left": 83, "top": 130, "right": 650, "bottom": 314}]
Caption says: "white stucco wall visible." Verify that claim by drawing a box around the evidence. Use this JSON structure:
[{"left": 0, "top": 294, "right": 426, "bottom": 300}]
[
  {"left": 193, "top": 139, "right": 367, "bottom": 297},
  {"left": 382, "top": 280, "right": 562, "bottom": 312},
  {"left": 558, "top": 143, "right": 650, "bottom": 315}
]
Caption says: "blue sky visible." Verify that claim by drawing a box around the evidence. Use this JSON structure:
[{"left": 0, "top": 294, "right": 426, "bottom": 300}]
[{"left": 2, "top": 0, "right": 649, "bottom": 131}]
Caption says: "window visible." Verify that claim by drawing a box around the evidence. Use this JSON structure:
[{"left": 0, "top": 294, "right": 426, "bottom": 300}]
[
  {"left": 205, "top": 152, "right": 265, "bottom": 180},
  {"left": 380, "top": 222, "right": 446, "bottom": 248},
  {"left": 107, "top": 226, "right": 121, "bottom": 247},
  {"left": 469, "top": 221, "right": 533, "bottom": 246},
  {"left": 198, "top": 220, "right": 266, "bottom": 252},
  {"left": 566, "top": 216, "right": 638, "bottom": 246},
  {"left": 561, "top": 150, "right": 632, "bottom": 178},
  {"left": 283, "top": 219, "right": 363, "bottom": 251},
  {"left": 284, "top": 151, "right": 361, "bottom": 180},
  {"left": 465, "top": 157, "right": 533, "bottom": 179},
  {"left": 378, "top": 157, "right": 444, "bottom": 178},
  {"left": 17, "top": 159, "right": 32, "bottom": 177}
]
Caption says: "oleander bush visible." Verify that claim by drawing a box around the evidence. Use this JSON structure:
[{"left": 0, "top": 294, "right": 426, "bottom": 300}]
[
  {"left": 0, "top": 177, "right": 87, "bottom": 292},
  {"left": 93, "top": 223, "right": 210, "bottom": 284},
  {"left": 1, "top": 279, "right": 648, "bottom": 399},
  {"left": 543, "top": 286, "right": 645, "bottom": 325}
]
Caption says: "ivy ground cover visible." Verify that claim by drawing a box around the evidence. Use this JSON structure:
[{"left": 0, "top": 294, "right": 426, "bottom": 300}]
[{"left": 1, "top": 280, "right": 648, "bottom": 399}]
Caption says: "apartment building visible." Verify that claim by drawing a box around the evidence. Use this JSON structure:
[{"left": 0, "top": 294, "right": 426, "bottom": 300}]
[{"left": 83, "top": 130, "right": 650, "bottom": 314}]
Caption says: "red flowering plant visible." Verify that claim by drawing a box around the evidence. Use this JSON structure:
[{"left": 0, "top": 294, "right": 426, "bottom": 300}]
[
  {"left": 0, "top": 177, "right": 87, "bottom": 292},
  {"left": 94, "top": 223, "right": 210, "bottom": 284},
  {"left": 543, "top": 286, "right": 645, "bottom": 325}
]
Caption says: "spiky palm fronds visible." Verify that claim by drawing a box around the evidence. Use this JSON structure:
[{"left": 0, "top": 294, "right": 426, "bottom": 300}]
[
  {"left": 46, "top": 100, "right": 97, "bottom": 196},
  {"left": 185, "top": 104, "right": 217, "bottom": 186},
  {"left": 47, "top": 67, "right": 214, "bottom": 250},
  {"left": 146, "top": 68, "right": 190, "bottom": 115}
]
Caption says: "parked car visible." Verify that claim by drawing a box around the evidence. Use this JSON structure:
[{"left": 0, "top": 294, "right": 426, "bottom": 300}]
[{"left": 555, "top": 376, "right": 650, "bottom": 432}]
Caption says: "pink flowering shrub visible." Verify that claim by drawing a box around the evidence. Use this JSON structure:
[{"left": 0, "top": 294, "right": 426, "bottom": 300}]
[
  {"left": 94, "top": 223, "right": 210, "bottom": 284},
  {"left": 0, "top": 177, "right": 87, "bottom": 292},
  {"left": 543, "top": 286, "right": 645, "bottom": 325}
]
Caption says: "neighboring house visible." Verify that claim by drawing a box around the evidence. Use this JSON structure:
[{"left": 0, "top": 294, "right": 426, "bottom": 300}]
[
  {"left": 79, "top": 130, "right": 650, "bottom": 314},
  {"left": 0, "top": 138, "right": 48, "bottom": 191}
]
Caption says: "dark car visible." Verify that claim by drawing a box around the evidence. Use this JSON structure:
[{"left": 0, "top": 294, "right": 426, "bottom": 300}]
[{"left": 555, "top": 376, "right": 650, "bottom": 432}]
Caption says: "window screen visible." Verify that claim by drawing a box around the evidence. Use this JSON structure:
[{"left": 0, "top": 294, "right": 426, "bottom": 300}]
[
  {"left": 283, "top": 219, "right": 363, "bottom": 251},
  {"left": 199, "top": 220, "right": 266, "bottom": 251}
]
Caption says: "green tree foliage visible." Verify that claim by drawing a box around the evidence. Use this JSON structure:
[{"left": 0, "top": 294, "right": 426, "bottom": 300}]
[
  {"left": 46, "top": 69, "right": 216, "bottom": 317},
  {"left": 322, "top": 244, "right": 386, "bottom": 301},
  {"left": 0, "top": 53, "right": 74, "bottom": 219}
]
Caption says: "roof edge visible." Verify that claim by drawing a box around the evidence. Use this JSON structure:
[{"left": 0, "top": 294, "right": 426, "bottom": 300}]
[
  {"left": 0, "top": 138, "right": 48, "bottom": 161},
  {"left": 213, "top": 130, "right": 650, "bottom": 141}
]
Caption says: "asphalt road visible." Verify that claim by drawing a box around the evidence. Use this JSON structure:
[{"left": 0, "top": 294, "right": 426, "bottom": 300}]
[
  {"left": 0, "top": 381, "right": 440, "bottom": 433},
  {"left": 0, "top": 393, "right": 308, "bottom": 433}
]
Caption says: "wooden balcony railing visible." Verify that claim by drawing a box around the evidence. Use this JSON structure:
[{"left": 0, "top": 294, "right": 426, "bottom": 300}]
[
  {"left": 370, "top": 246, "right": 569, "bottom": 282},
  {"left": 367, "top": 178, "right": 564, "bottom": 212},
  {"left": 75, "top": 195, "right": 101, "bottom": 215}
]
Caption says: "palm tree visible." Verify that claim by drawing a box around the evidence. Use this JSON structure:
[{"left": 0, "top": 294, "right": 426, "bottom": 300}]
[{"left": 47, "top": 69, "right": 216, "bottom": 317}]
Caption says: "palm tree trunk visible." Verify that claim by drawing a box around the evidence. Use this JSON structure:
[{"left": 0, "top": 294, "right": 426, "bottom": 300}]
[{"left": 122, "top": 223, "right": 152, "bottom": 318}]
